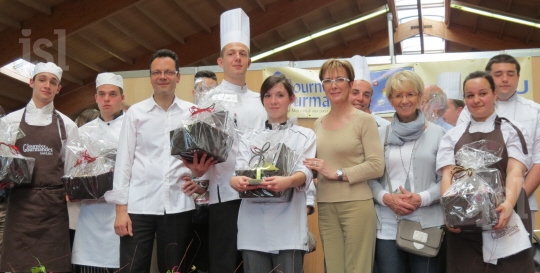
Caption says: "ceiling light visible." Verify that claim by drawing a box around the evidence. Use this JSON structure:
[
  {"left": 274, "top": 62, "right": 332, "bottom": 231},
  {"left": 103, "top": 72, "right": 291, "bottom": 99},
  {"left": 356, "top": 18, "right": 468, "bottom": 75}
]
[
  {"left": 451, "top": 1, "right": 540, "bottom": 29},
  {"left": 251, "top": 5, "right": 389, "bottom": 62}
]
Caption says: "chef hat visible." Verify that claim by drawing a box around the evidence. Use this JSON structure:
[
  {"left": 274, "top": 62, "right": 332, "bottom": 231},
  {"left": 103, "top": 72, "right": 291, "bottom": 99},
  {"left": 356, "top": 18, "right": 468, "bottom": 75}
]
[
  {"left": 350, "top": 55, "right": 371, "bottom": 83},
  {"left": 32, "top": 62, "right": 62, "bottom": 80},
  {"left": 437, "top": 72, "right": 462, "bottom": 100},
  {"left": 96, "top": 72, "right": 123, "bottom": 90},
  {"left": 220, "top": 8, "right": 250, "bottom": 50}
]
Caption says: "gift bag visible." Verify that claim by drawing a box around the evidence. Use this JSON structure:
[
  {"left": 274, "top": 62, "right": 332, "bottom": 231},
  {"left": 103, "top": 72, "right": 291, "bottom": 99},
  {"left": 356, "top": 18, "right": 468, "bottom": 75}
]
[
  {"left": 236, "top": 122, "right": 308, "bottom": 203},
  {"left": 441, "top": 140, "right": 505, "bottom": 231},
  {"left": 62, "top": 128, "right": 116, "bottom": 200},
  {"left": 0, "top": 115, "right": 34, "bottom": 185},
  {"left": 170, "top": 92, "right": 235, "bottom": 164}
]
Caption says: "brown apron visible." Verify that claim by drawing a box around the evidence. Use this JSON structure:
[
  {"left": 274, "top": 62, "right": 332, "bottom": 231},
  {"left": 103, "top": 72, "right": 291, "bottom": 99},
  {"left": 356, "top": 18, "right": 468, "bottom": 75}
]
[
  {"left": 0, "top": 109, "right": 71, "bottom": 272},
  {"left": 446, "top": 116, "right": 535, "bottom": 273}
]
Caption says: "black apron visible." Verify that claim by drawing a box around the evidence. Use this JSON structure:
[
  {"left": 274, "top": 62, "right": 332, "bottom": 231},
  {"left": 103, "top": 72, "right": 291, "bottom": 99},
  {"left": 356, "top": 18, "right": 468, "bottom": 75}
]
[
  {"left": 446, "top": 116, "right": 535, "bottom": 273},
  {"left": 0, "top": 109, "right": 71, "bottom": 272}
]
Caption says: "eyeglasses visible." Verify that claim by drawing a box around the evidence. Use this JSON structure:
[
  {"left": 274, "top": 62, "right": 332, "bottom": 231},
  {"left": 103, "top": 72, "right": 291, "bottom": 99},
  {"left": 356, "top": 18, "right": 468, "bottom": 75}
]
[
  {"left": 391, "top": 93, "right": 418, "bottom": 101},
  {"left": 321, "top": 77, "right": 350, "bottom": 86},
  {"left": 150, "top": 70, "right": 178, "bottom": 77}
]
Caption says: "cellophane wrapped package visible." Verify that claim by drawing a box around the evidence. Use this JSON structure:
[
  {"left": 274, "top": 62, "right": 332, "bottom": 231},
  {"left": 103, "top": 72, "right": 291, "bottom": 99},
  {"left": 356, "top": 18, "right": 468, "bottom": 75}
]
[
  {"left": 0, "top": 114, "right": 34, "bottom": 185},
  {"left": 170, "top": 88, "right": 236, "bottom": 164},
  {"left": 441, "top": 140, "right": 505, "bottom": 231},
  {"left": 235, "top": 121, "right": 307, "bottom": 203},
  {"left": 62, "top": 128, "right": 116, "bottom": 200}
]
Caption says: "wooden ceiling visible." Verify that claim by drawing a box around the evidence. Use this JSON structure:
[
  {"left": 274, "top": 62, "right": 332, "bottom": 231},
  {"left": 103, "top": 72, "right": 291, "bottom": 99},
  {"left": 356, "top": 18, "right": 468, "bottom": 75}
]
[{"left": 1, "top": 0, "right": 540, "bottom": 118}]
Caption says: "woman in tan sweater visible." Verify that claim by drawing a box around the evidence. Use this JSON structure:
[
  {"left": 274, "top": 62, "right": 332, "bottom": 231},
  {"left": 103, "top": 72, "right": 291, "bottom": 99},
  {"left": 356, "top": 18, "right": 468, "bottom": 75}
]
[{"left": 304, "top": 59, "right": 384, "bottom": 273}]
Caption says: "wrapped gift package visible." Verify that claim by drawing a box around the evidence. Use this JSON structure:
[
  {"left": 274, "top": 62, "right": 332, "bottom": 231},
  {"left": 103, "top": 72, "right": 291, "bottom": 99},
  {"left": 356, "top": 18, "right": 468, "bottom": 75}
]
[{"left": 63, "top": 171, "right": 113, "bottom": 200}]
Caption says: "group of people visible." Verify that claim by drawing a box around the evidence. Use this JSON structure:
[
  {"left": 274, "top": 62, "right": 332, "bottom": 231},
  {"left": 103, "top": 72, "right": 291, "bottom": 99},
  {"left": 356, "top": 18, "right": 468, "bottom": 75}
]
[{"left": 0, "top": 6, "right": 539, "bottom": 273}]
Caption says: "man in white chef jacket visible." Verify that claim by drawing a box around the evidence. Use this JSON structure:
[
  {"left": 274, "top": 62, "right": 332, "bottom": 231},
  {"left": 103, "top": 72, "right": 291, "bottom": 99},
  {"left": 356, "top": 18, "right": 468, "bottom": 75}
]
[
  {"left": 348, "top": 55, "right": 390, "bottom": 128},
  {"left": 71, "top": 72, "right": 125, "bottom": 272}
]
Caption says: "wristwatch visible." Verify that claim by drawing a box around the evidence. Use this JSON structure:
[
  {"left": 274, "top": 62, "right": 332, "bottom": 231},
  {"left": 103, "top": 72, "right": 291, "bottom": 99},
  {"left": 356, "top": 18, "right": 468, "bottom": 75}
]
[{"left": 336, "top": 169, "right": 344, "bottom": 181}]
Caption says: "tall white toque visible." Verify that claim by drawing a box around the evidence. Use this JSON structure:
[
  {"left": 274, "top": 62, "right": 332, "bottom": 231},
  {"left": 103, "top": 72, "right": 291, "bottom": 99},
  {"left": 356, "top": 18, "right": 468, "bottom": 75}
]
[
  {"left": 351, "top": 55, "right": 371, "bottom": 84},
  {"left": 220, "top": 8, "right": 250, "bottom": 50}
]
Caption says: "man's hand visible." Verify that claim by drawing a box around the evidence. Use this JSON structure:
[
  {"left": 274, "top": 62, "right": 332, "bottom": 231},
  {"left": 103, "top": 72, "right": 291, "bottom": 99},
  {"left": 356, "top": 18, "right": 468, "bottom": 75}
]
[
  {"left": 181, "top": 176, "right": 206, "bottom": 196},
  {"left": 182, "top": 153, "right": 217, "bottom": 177},
  {"left": 114, "top": 205, "right": 133, "bottom": 237}
]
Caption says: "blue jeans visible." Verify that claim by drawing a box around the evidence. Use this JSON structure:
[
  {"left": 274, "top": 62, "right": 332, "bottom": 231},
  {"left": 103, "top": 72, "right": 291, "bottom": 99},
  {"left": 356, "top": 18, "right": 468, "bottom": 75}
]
[{"left": 375, "top": 239, "right": 440, "bottom": 273}]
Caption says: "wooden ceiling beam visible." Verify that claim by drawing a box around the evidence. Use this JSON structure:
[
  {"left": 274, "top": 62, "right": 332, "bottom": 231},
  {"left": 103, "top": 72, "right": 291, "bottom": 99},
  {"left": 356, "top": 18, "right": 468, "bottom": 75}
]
[
  {"left": 215, "top": 0, "right": 228, "bottom": 11},
  {"left": 525, "top": 6, "right": 540, "bottom": 44},
  {"left": 0, "top": 0, "right": 142, "bottom": 67},
  {"left": 423, "top": 17, "right": 540, "bottom": 50},
  {"left": 107, "top": 18, "right": 157, "bottom": 52},
  {"left": 173, "top": 0, "right": 212, "bottom": 33},
  {"left": 387, "top": 0, "right": 399, "bottom": 28},
  {"left": 110, "top": 0, "right": 342, "bottom": 72},
  {"left": 61, "top": 71, "right": 84, "bottom": 86},
  {"left": 255, "top": 0, "right": 267, "bottom": 12},
  {"left": 50, "top": 41, "right": 106, "bottom": 73},
  {"left": 444, "top": 0, "right": 451, "bottom": 27},
  {"left": 16, "top": 0, "right": 52, "bottom": 15},
  {"left": 78, "top": 33, "right": 134, "bottom": 65},
  {"left": 135, "top": 4, "right": 186, "bottom": 44},
  {"left": 300, "top": 29, "right": 388, "bottom": 60},
  {"left": 0, "top": 16, "right": 21, "bottom": 29}
]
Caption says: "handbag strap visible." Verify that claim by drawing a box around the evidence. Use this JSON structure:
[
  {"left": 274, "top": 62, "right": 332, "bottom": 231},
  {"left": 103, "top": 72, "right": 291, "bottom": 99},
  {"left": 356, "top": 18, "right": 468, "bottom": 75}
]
[
  {"left": 383, "top": 125, "right": 401, "bottom": 222},
  {"left": 383, "top": 126, "right": 394, "bottom": 194}
]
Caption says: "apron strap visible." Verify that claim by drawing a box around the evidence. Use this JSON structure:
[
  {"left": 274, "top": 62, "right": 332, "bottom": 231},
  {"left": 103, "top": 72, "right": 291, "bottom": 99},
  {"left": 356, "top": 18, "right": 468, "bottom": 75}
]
[{"left": 496, "top": 117, "right": 528, "bottom": 155}]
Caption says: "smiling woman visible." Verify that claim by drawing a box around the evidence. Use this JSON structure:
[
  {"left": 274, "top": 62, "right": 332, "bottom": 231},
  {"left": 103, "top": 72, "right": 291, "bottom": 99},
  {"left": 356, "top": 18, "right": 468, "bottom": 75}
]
[
  {"left": 303, "top": 59, "right": 384, "bottom": 273},
  {"left": 368, "top": 69, "right": 446, "bottom": 273}
]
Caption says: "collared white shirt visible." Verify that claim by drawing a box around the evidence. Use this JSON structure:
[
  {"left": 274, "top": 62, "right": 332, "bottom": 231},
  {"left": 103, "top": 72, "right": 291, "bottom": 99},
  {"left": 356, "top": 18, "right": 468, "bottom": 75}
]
[
  {"left": 458, "top": 93, "right": 538, "bottom": 209},
  {"left": 206, "top": 80, "right": 267, "bottom": 204},
  {"left": 104, "top": 96, "right": 196, "bottom": 214}
]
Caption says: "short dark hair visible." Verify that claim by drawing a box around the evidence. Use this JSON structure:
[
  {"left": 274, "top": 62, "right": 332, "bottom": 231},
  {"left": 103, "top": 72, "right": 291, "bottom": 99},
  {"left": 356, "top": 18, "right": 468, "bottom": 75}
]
[
  {"left": 485, "top": 54, "right": 520, "bottom": 75},
  {"left": 449, "top": 99, "right": 464, "bottom": 109},
  {"left": 260, "top": 74, "right": 294, "bottom": 104},
  {"left": 194, "top": 70, "right": 217, "bottom": 82},
  {"left": 463, "top": 71, "right": 496, "bottom": 94},
  {"left": 149, "top": 49, "right": 180, "bottom": 71}
]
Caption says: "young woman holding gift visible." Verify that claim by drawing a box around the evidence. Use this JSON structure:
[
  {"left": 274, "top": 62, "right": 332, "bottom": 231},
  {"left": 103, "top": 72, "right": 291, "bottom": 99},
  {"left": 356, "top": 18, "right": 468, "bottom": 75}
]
[
  {"left": 437, "top": 71, "right": 534, "bottom": 272},
  {"left": 230, "top": 74, "right": 316, "bottom": 273}
]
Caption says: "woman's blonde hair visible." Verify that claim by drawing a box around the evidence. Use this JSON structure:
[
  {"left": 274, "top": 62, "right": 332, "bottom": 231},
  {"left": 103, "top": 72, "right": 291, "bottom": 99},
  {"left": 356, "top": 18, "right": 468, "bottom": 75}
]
[
  {"left": 384, "top": 70, "right": 424, "bottom": 100},
  {"left": 318, "top": 59, "right": 355, "bottom": 81}
]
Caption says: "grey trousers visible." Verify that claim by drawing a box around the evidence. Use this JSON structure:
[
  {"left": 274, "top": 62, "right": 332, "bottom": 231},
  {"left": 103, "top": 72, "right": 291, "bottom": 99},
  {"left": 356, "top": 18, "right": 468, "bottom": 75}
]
[{"left": 242, "top": 249, "right": 305, "bottom": 273}]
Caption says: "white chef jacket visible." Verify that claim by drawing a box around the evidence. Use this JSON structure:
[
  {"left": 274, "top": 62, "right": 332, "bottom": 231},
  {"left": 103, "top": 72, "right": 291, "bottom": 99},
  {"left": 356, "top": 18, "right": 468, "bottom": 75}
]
[
  {"left": 206, "top": 80, "right": 267, "bottom": 204},
  {"left": 237, "top": 124, "right": 316, "bottom": 253},
  {"left": 4, "top": 100, "right": 80, "bottom": 229},
  {"left": 104, "top": 96, "right": 196, "bottom": 214},
  {"left": 372, "top": 113, "right": 390, "bottom": 128},
  {"left": 72, "top": 114, "right": 124, "bottom": 268},
  {"left": 457, "top": 93, "right": 539, "bottom": 209}
]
